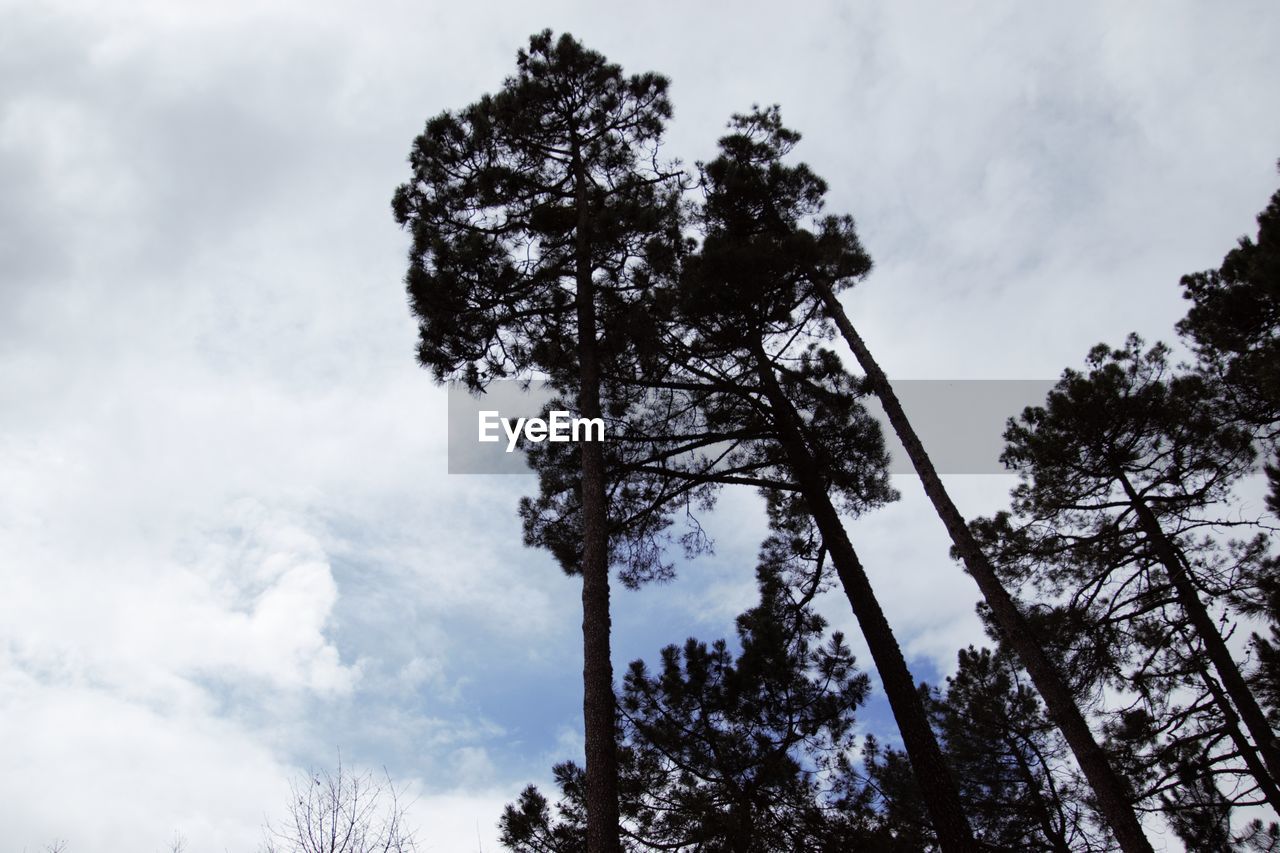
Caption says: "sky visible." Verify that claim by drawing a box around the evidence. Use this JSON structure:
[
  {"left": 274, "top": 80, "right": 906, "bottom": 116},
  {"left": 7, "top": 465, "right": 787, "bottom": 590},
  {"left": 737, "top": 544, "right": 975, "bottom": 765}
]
[{"left": 2, "top": 1, "right": 1278, "bottom": 850}]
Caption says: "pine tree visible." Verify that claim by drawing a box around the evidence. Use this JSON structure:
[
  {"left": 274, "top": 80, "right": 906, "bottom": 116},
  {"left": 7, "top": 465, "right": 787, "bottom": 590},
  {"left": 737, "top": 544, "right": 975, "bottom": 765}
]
[
  {"left": 708, "top": 108, "right": 1161, "bottom": 851},
  {"left": 485, "top": 108, "right": 971, "bottom": 842},
  {"left": 1178, "top": 174, "right": 1280, "bottom": 751},
  {"left": 1178, "top": 175, "right": 1280, "bottom": 435},
  {"left": 661, "top": 108, "right": 977, "bottom": 849},
  {"left": 933, "top": 646, "right": 1107, "bottom": 851},
  {"left": 391, "top": 32, "right": 684, "bottom": 852},
  {"left": 500, "top": 534, "right": 916, "bottom": 852},
  {"left": 975, "top": 336, "right": 1279, "bottom": 834}
]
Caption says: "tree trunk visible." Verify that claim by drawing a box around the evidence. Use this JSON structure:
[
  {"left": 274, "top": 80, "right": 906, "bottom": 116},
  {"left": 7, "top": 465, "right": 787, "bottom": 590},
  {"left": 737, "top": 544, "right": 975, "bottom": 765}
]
[
  {"left": 1200, "top": 669, "right": 1280, "bottom": 811},
  {"left": 816, "top": 284, "right": 1155, "bottom": 853},
  {"left": 573, "top": 141, "right": 622, "bottom": 853},
  {"left": 1006, "top": 731, "right": 1074, "bottom": 853},
  {"left": 753, "top": 347, "right": 978, "bottom": 852},
  {"left": 1118, "top": 472, "right": 1280, "bottom": 800}
]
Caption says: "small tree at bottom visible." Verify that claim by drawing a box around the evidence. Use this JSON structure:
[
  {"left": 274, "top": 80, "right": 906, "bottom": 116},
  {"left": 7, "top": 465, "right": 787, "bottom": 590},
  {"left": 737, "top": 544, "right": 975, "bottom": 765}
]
[{"left": 263, "top": 758, "right": 418, "bottom": 853}]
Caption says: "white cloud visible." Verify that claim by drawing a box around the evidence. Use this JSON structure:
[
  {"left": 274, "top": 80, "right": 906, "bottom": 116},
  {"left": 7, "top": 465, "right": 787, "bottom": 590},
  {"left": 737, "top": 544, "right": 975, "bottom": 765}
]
[
  {"left": 1, "top": 665, "right": 291, "bottom": 851},
  {"left": 408, "top": 788, "right": 515, "bottom": 853}
]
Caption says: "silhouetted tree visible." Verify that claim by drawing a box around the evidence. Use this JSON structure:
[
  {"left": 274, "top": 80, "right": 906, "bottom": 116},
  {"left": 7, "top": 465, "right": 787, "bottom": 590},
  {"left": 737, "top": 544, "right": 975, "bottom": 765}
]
[
  {"left": 1179, "top": 174, "right": 1280, "bottom": 751},
  {"left": 653, "top": 107, "right": 979, "bottom": 849},
  {"left": 859, "top": 646, "right": 1110, "bottom": 851},
  {"left": 718, "top": 109, "right": 1158, "bottom": 852},
  {"left": 501, "top": 534, "right": 919, "bottom": 852},
  {"left": 975, "top": 337, "right": 1279, "bottom": 838},
  {"left": 1178, "top": 175, "right": 1280, "bottom": 436},
  {"left": 980, "top": 526, "right": 1278, "bottom": 831},
  {"left": 262, "top": 760, "right": 417, "bottom": 853},
  {"left": 933, "top": 646, "right": 1107, "bottom": 851},
  {"left": 392, "top": 31, "right": 684, "bottom": 851},
  {"left": 859, "top": 734, "right": 936, "bottom": 850},
  {"left": 1233, "top": 552, "right": 1280, "bottom": 729},
  {"left": 518, "top": 379, "right": 722, "bottom": 594}
]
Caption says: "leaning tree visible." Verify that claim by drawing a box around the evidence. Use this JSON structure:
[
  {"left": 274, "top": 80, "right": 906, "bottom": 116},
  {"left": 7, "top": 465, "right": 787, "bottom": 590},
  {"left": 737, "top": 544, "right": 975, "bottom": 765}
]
[
  {"left": 391, "top": 31, "right": 684, "bottom": 853},
  {"left": 975, "top": 337, "right": 1278, "bottom": 832},
  {"left": 521, "top": 110, "right": 980, "bottom": 848},
  {"left": 1178, "top": 178, "right": 1280, "bottom": 723},
  {"left": 652, "top": 108, "right": 978, "bottom": 849},
  {"left": 702, "top": 107, "right": 1156, "bottom": 852}
]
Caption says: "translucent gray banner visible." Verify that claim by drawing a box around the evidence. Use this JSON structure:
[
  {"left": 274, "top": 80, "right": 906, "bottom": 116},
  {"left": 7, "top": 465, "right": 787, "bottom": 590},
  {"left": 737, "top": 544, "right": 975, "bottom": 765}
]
[{"left": 446, "top": 380, "right": 1056, "bottom": 475}]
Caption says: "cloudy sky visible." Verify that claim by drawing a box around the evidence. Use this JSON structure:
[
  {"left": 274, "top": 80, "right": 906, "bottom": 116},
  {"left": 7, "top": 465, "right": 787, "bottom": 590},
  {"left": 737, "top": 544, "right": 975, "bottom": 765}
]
[{"left": 3, "top": 1, "right": 1278, "bottom": 850}]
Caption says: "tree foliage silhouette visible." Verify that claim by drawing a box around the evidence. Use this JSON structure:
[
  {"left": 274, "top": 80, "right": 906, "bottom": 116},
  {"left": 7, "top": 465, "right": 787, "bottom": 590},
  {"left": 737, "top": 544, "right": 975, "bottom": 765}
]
[
  {"left": 1178, "top": 176, "right": 1280, "bottom": 437},
  {"left": 656, "top": 107, "right": 977, "bottom": 849},
  {"left": 392, "top": 31, "right": 683, "bottom": 852},
  {"left": 932, "top": 646, "right": 1107, "bottom": 851},
  {"left": 716, "top": 108, "right": 1157, "bottom": 853},
  {"left": 1179, "top": 178, "right": 1280, "bottom": 759},
  {"left": 501, "top": 535, "right": 912, "bottom": 852},
  {"left": 974, "top": 336, "right": 1280, "bottom": 842}
]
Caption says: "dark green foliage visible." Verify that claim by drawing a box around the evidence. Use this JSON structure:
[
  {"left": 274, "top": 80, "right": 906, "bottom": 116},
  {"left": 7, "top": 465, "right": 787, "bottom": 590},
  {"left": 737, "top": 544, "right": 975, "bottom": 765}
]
[
  {"left": 680, "top": 107, "right": 871, "bottom": 340},
  {"left": 974, "top": 335, "right": 1277, "bottom": 835},
  {"left": 502, "top": 765, "right": 588, "bottom": 853},
  {"left": 932, "top": 647, "right": 1104, "bottom": 852},
  {"left": 392, "top": 30, "right": 682, "bottom": 392},
  {"left": 516, "top": 388, "right": 716, "bottom": 588},
  {"left": 862, "top": 647, "right": 1108, "bottom": 852},
  {"left": 501, "top": 540, "right": 900, "bottom": 852},
  {"left": 1178, "top": 176, "right": 1280, "bottom": 433},
  {"left": 661, "top": 107, "right": 896, "bottom": 523},
  {"left": 859, "top": 735, "right": 936, "bottom": 851},
  {"left": 1000, "top": 336, "right": 1255, "bottom": 514},
  {"left": 617, "top": 556, "right": 868, "bottom": 849}
]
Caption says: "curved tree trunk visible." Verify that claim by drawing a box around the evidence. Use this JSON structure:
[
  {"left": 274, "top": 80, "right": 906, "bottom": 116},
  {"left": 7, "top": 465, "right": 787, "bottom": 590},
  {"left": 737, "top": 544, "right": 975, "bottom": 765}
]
[
  {"left": 817, "top": 284, "right": 1155, "bottom": 853},
  {"left": 753, "top": 347, "right": 978, "bottom": 852}
]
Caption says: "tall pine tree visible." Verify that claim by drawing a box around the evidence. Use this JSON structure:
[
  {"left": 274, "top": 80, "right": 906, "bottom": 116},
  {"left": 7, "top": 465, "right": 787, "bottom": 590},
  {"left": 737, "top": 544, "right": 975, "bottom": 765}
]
[
  {"left": 662, "top": 108, "right": 978, "bottom": 849},
  {"left": 391, "top": 32, "right": 684, "bottom": 852},
  {"left": 975, "top": 337, "right": 1278, "bottom": 838},
  {"left": 711, "top": 107, "right": 1156, "bottom": 853},
  {"left": 501, "top": 533, "right": 915, "bottom": 852}
]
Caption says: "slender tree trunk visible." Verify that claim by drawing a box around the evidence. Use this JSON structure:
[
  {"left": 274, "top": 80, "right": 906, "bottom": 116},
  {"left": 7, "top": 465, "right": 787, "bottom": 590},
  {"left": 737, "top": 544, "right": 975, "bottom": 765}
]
[
  {"left": 816, "top": 284, "right": 1155, "bottom": 853},
  {"left": 1118, "top": 472, "right": 1280, "bottom": 798},
  {"left": 1200, "top": 669, "right": 1280, "bottom": 811},
  {"left": 753, "top": 347, "right": 978, "bottom": 852},
  {"left": 572, "top": 140, "right": 622, "bottom": 853}
]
